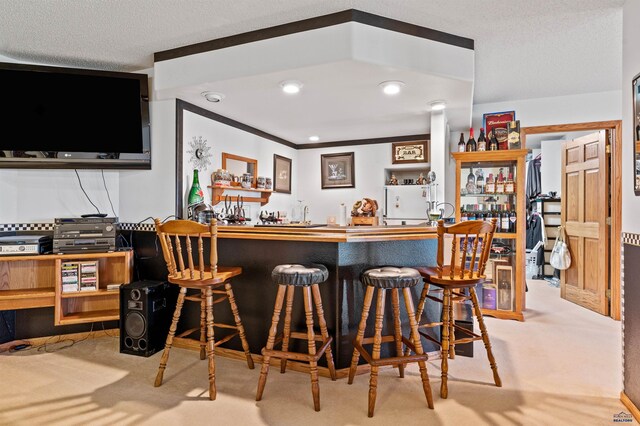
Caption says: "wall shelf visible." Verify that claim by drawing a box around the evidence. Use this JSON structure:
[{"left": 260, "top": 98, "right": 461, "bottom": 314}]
[{"left": 208, "top": 185, "right": 273, "bottom": 206}]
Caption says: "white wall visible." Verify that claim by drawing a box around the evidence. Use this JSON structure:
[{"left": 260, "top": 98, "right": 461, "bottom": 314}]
[
  {"left": 119, "top": 99, "right": 176, "bottom": 223},
  {"left": 622, "top": 0, "right": 640, "bottom": 234},
  {"left": 0, "top": 54, "right": 121, "bottom": 224},
  {"left": 472, "top": 91, "right": 621, "bottom": 130},
  {"left": 540, "top": 140, "right": 563, "bottom": 197},
  {"left": 181, "top": 110, "right": 298, "bottom": 223}
]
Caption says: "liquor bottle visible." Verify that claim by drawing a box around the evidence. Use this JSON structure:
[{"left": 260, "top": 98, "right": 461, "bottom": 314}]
[
  {"left": 505, "top": 172, "right": 515, "bottom": 194},
  {"left": 466, "top": 167, "right": 476, "bottom": 193},
  {"left": 477, "top": 128, "right": 487, "bottom": 151},
  {"left": 187, "top": 169, "right": 205, "bottom": 220},
  {"left": 489, "top": 131, "right": 499, "bottom": 151},
  {"left": 465, "top": 128, "right": 477, "bottom": 152},
  {"left": 509, "top": 210, "right": 517, "bottom": 233},
  {"left": 507, "top": 120, "right": 521, "bottom": 149},
  {"left": 460, "top": 210, "right": 468, "bottom": 222},
  {"left": 485, "top": 173, "right": 495, "bottom": 194},
  {"left": 476, "top": 170, "right": 485, "bottom": 194},
  {"left": 458, "top": 132, "right": 466, "bottom": 152},
  {"left": 501, "top": 209, "right": 509, "bottom": 232},
  {"left": 495, "top": 174, "right": 505, "bottom": 194}
]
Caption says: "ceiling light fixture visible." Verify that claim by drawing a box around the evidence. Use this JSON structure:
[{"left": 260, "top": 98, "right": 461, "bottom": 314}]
[
  {"left": 309, "top": 135, "right": 320, "bottom": 142},
  {"left": 280, "top": 80, "right": 303, "bottom": 94},
  {"left": 201, "top": 91, "right": 225, "bottom": 103},
  {"left": 430, "top": 100, "right": 447, "bottom": 111},
  {"left": 379, "top": 80, "right": 405, "bottom": 96}
]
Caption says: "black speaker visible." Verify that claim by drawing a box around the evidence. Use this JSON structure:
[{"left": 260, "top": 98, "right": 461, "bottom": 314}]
[{"left": 120, "top": 280, "right": 178, "bottom": 357}]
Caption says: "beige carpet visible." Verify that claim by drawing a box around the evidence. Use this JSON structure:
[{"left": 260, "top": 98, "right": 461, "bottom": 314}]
[{"left": 0, "top": 280, "right": 634, "bottom": 426}]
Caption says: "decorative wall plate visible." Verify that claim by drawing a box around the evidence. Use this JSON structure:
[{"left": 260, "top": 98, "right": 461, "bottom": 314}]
[{"left": 187, "top": 136, "right": 212, "bottom": 171}]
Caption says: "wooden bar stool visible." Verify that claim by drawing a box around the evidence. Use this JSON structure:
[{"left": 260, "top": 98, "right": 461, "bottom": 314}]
[
  {"left": 153, "top": 219, "right": 254, "bottom": 401},
  {"left": 412, "top": 219, "right": 501, "bottom": 399},
  {"left": 348, "top": 267, "right": 434, "bottom": 417},
  {"left": 256, "top": 264, "right": 336, "bottom": 412}
]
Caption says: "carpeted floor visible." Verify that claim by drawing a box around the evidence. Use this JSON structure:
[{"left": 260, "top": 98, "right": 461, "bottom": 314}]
[{"left": 0, "top": 280, "right": 634, "bottom": 426}]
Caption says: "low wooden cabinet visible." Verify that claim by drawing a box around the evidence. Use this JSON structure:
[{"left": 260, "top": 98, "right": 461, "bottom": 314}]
[{"left": 0, "top": 251, "right": 133, "bottom": 326}]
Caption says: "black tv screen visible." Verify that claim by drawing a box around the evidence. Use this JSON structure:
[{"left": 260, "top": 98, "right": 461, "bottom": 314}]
[{"left": 0, "top": 62, "right": 150, "bottom": 169}]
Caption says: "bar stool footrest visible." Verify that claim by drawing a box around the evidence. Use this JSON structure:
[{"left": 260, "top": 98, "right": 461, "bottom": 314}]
[
  {"left": 354, "top": 341, "right": 428, "bottom": 367},
  {"left": 262, "top": 336, "right": 333, "bottom": 363}
]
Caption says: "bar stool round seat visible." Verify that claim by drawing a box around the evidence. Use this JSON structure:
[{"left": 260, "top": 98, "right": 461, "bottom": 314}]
[
  {"left": 348, "top": 266, "right": 434, "bottom": 417},
  {"left": 271, "top": 264, "right": 328, "bottom": 286},
  {"left": 256, "top": 263, "right": 336, "bottom": 412},
  {"left": 361, "top": 266, "right": 421, "bottom": 288}
]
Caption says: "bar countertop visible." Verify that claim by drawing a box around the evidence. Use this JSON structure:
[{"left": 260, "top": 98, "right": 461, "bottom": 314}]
[{"left": 217, "top": 224, "right": 437, "bottom": 242}]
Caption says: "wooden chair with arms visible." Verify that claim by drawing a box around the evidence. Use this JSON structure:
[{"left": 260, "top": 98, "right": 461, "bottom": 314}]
[
  {"left": 413, "top": 219, "right": 501, "bottom": 399},
  {"left": 153, "top": 219, "right": 254, "bottom": 401}
]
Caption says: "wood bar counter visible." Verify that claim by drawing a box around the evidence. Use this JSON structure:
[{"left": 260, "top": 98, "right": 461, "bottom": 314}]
[{"left": 139, "top": 224, "right": 440, "bottom": 374}]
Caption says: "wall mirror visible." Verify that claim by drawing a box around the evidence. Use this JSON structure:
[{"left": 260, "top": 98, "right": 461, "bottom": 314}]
[
  {"left": 222, "top": 152, "right": 258, "bottom": 187},
  {"left": 634, "top": 73, "right": 640, "bottom": 195}
]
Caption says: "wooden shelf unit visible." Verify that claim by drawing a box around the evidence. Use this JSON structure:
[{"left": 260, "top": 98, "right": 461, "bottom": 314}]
[
  {"left": 0, "top": 251, "right": 132, "bottom": 325},
  {"left": 452, "top": 149, "right": 527, "bottom": 321},
  {"left": 207, "top": 185, "right": 273, "bottom": 206}
]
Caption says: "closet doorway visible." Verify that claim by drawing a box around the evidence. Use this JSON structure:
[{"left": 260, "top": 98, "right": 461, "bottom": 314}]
[{"left": 522, "top": 121, "right": 622, "bottom": 320}]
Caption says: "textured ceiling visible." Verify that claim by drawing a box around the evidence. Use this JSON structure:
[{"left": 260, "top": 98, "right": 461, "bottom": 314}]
[{"left": 0, "top": 0, "right": 623, "bottom": 104}]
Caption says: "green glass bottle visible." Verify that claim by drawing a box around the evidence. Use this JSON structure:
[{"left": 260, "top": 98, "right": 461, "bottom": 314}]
[{"left": 187, "top": 169, "right": 205, "bottom": 220}]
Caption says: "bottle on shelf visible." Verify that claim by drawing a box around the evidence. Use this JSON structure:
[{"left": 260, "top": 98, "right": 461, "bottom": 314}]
[
  {"left": 485, "top": 173, "right": 495, "bottom": 194},
  {"left": 505, "top": 172, "right": 515, "bottom": 194},
  {"left": 465, "top": 128, "right": 477, "bottom": 152},
  {"left": 458, "top": 132, "right": 466, "bottom": 152},
  {"left": 495, "top": 172, "right": 505, "bottom": 194},
  {"left": 476, "top": 169, "right": 485, "bottom": 194},
  {"left": 187, "top": 169, "right": 205, "bottom": 220},
  {"left": 466, "top": 167, "right": 476, "bottom": 193},
  {"left": 509, "top": 210, "right": 517, "bottom": 233},
  {"left": 477, "top": 128, "right": 487, "bottom": 151},
  {"left": 489, "top": 131, "right": 499, "bottom": 151},
  {"left": 501, "top": 209, "right": 510, "bottom": 233}
]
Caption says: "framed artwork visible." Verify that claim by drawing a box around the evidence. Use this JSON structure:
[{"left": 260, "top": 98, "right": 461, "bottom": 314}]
[
  {"left": 632, "top": 72, "right": 640, "bottom": 195},
  {"left": 483, "top": 111, "right": 516, "bottom": 150},
  {"left": 391, "top": 140, "right": 429, "bottom": 164},
  {"left": 321, "top": 152, "right": 355, "bottom": 189},
  {"left": 273, "top": 154, "right": 292, "bottom": 194},
  {"left": 496, "top": 264, "right": 514, "bottom": 311}
]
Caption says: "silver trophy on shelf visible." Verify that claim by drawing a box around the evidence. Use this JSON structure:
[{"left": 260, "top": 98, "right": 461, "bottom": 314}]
[{"left": 425, "top": 171, "right": 443, "bottom": 226}]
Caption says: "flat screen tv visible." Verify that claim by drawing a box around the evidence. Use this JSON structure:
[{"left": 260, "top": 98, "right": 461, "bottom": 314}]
[{"left": 0, "top": 62, "right": 150, "bottom": 169}]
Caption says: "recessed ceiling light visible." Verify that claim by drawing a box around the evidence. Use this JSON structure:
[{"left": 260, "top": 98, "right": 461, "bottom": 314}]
[
  {"left": 201, "top": 91, "right": 224, "bottom": 103},
  {"left": 379, "top": 80, "right": 405, "bottom": 96},
  {"left": 430, "top": 100, "right": 447, "bottom": 111},
  {"left": 280, "top": 80, "right": 303, "bottom": 94},
  {"left": 309, "top": 135, "right": 320, "bottom": 142}
]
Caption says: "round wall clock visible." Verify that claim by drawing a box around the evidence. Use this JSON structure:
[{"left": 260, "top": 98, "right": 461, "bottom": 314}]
[{"left": 187, "top": 136, "right": 212, "bottom": 171}]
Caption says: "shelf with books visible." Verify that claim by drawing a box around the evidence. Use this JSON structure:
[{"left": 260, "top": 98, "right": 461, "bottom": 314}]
[{"left": 54, "top": 251, "right": 132, "bottom": 326}]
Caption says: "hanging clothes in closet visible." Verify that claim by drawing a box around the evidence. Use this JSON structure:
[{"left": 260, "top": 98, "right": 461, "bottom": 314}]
[
  {"left": 526, "top": 212, "right": 547, "bottom": 269},
  {"left": 526, "top": 154, "right": 542, "bottom": 211}
]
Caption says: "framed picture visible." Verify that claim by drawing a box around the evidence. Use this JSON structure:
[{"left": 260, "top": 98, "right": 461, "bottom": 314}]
[
  {"left": 496, "top": 264, "right": 514, "bottom": 311},
  {"left": 483, "top": 111, "right": 516, "bottom": 150},
  {"left": 273, "top": 154, "right": 292, "bottom": 194},
  {"left": 321, "top": 152, "right": 355, "bottom": 189},
  {"left": 632, "top": 72, "right": 640, "bottom": 195},
  {"left": 391, "top": 140, "right": 429, "bottom": 164}
]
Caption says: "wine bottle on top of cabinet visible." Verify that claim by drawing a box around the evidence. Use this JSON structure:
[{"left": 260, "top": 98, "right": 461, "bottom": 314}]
[
  {"left": 489, "top": 132, "right": 499, "bottom": 151},
  {"left": 465, "top": 128, "right": 477, "bottom": 152},
  {"left": 458, "top": 133, "right": 466, "bottom": 152},
  {"left": 477, "top": 128, "right": 487, "bottom": 151}
]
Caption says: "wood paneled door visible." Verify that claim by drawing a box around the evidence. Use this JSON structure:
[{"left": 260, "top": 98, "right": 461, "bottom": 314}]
[{"left": 561, "top": 130, "right": 609, "bottom": 315}]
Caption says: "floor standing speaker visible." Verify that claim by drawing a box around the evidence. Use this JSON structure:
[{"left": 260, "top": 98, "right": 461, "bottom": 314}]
[{"left": 120, "top": 280, "right": 178, "bottom": 357}]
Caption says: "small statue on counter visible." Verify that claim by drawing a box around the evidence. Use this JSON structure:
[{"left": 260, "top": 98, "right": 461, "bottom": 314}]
[
  {"left": 416, "top": 173, "right": 426, "bottom": 185},
  {"left": 351, "top": 198, "right": 379, "bottom": 217},
  {"left": 388, "top": 174, "right": 398, "bottom": 185}
]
